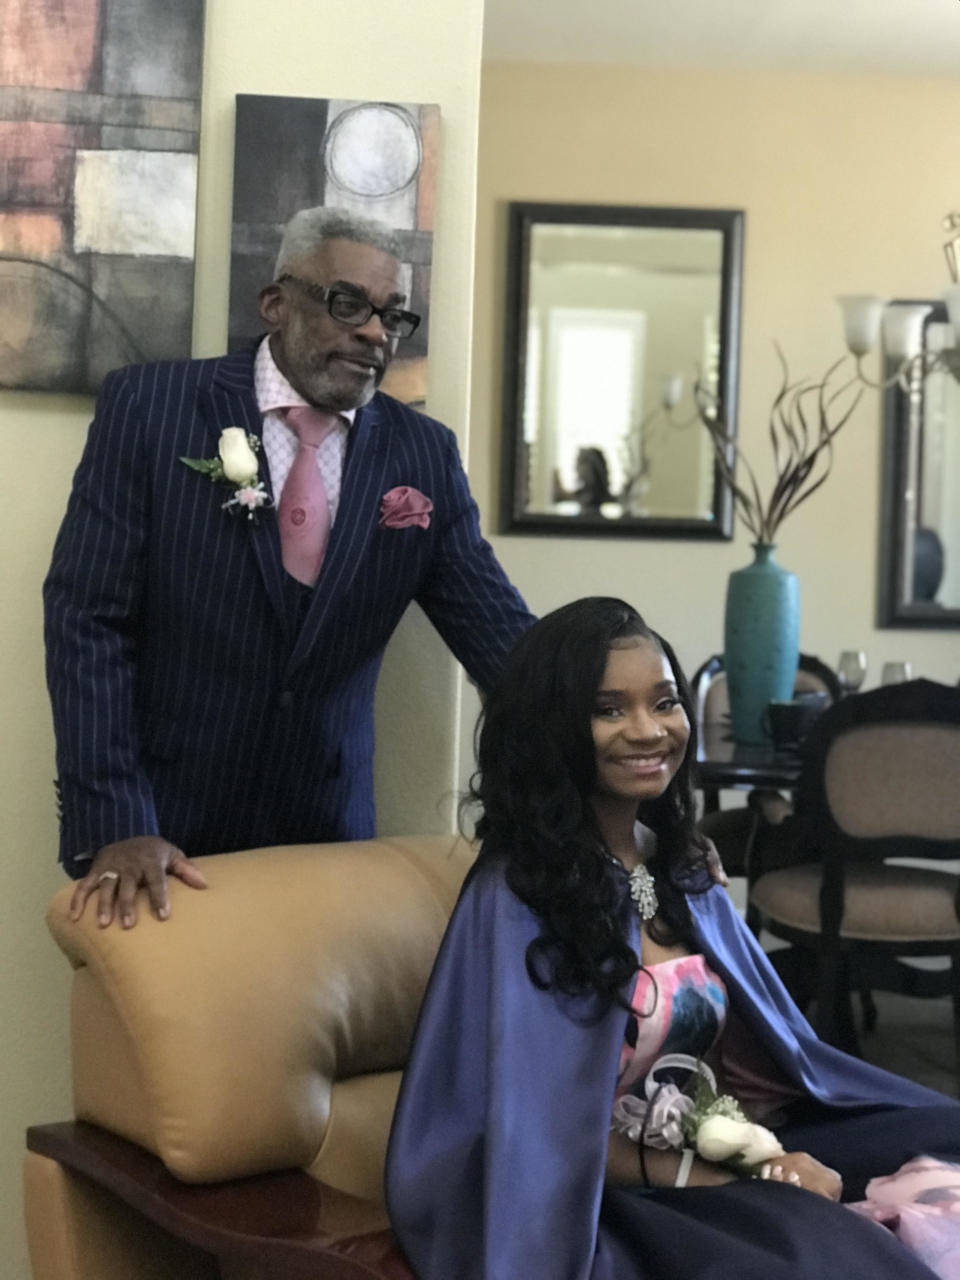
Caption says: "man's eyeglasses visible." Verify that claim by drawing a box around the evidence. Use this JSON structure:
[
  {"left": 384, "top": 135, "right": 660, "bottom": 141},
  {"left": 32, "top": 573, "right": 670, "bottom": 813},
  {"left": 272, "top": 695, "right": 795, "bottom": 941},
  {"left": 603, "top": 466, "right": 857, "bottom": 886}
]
[{"left": 277, "top": 274, "right": 421, "bottom": 339}]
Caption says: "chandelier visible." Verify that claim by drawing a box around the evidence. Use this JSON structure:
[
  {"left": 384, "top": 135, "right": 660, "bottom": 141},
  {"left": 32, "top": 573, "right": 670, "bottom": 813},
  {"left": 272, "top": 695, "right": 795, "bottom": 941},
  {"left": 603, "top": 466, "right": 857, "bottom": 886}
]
[{"left": 836, "top": 212, "right": 960, "bottom": 389}]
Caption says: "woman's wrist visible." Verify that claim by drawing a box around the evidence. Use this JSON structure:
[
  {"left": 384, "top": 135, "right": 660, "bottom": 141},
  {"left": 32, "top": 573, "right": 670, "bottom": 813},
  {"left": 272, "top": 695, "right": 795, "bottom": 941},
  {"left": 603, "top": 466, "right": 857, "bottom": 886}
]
[
  {"left": 686, "top": 1155, "right": 738, "bottom": 1188},
  {"left": 635, "top": 1146, "right": 735, "bottom": 1189},
  {"left": 605, "top": 1131, "right": 738, "bottom": 1190}
]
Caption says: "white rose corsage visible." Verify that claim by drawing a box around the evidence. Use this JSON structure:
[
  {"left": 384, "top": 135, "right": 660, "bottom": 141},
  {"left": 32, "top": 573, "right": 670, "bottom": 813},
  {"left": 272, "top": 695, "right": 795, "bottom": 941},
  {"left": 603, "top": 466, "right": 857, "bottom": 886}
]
[
  {"left": 180, "top": 428, "right": 272, "bottom": 522},
  {"left": 611, "top": 1053, "right": 783, "bottom": 1181}
]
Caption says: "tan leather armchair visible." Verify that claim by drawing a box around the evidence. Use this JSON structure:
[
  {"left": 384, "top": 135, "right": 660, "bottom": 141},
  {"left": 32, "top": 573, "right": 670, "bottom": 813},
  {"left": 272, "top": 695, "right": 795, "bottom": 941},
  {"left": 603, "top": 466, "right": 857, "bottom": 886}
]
[{"left": 24, "top": 835, "right": 476, "bottom": 1280}]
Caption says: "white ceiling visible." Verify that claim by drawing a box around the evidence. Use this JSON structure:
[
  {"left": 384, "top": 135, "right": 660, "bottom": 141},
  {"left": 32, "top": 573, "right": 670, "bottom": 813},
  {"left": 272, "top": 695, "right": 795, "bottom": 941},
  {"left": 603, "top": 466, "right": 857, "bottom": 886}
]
[{"left": 482, "top": 0, "right": 960, "bottom": 72}]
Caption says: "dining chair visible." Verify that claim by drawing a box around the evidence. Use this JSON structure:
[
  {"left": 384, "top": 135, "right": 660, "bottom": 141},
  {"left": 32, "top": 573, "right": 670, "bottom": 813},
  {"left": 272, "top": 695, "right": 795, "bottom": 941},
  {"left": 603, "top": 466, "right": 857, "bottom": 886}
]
[
  {"left": 748, "top": 679, "right": 960, "bottom": 1069},
  {"left": 692, "top": 652, "right": 842, "bottom": 738},
  {"left": 694, "top": 654, "right": 842, "bottom": 897}
]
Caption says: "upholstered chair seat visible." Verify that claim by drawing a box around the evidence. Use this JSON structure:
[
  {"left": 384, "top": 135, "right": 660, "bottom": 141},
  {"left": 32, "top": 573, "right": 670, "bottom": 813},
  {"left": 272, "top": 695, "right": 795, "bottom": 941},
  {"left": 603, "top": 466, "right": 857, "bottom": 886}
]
[{"left": 752, "top": 863, "right": 960, "bottom": 943}]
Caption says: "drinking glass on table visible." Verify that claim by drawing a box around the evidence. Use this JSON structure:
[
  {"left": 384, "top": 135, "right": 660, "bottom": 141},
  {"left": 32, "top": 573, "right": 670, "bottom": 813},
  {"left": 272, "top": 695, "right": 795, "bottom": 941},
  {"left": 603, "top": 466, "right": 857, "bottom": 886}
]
[
  {"left": 837, "top": 650, "right": 867, "bottom": 695},
  {"left": 881, "top": 661, "right": 912, "bottom": 685}
]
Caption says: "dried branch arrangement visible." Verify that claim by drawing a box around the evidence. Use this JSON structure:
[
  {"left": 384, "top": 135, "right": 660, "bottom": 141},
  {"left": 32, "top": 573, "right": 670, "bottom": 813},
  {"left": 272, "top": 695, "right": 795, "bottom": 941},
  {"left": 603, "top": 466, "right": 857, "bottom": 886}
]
[{"left": 692, "top": 347, "right": 862, "bottom": 543}]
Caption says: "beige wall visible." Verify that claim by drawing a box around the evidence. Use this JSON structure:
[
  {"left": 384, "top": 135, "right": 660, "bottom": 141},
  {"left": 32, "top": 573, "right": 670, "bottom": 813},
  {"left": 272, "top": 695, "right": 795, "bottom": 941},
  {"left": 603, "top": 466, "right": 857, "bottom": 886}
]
[
  {"left": 0, "top": 0, "right": 484, "bottom": 1274},
  {"left": 473, "top": 62, "right": 960, "bottom": 683}
]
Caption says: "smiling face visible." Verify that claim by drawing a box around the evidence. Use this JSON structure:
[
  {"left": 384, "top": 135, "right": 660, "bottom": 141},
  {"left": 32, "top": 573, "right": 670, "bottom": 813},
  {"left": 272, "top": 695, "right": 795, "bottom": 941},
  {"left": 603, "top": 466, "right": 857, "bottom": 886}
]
[
  {"left": 258, "top": 237, "right": 406, "bottom": 411},
  {"left": 590, "top": 637, "right": 691, "bottom": 814}
]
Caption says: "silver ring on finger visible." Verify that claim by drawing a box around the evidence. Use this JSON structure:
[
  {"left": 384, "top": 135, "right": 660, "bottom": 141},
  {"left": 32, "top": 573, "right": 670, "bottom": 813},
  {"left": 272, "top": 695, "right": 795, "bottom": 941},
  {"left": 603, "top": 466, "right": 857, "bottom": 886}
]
[{"left": 97, "top": 870, "right": 120, "bottom": 885}]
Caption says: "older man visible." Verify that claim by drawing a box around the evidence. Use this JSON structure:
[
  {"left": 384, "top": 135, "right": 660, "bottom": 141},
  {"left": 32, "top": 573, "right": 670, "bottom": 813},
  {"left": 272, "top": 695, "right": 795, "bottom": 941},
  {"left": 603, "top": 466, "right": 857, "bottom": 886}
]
[{"left": 44, "top": 207, "right": 533, "bottom": 928}]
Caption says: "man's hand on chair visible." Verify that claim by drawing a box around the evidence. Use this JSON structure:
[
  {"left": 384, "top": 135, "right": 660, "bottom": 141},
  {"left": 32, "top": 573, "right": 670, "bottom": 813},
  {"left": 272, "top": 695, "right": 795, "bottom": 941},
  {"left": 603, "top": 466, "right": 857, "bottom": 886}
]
[{"left": 70, "top": 836, "right": 207, "bottom": 929}]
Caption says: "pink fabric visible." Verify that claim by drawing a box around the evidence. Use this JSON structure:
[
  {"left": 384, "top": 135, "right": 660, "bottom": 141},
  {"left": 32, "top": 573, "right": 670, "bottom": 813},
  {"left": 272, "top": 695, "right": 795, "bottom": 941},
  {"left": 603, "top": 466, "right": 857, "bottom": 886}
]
[
  {"left": 848, "top": 1157, "right": 960, "bottom": 1278},
  {"left": 277, "top": 406, "right": 339, "bottom": 586},
  {"left": 611, "top": 955, "right": 725, "bottom": 1150},
  {"left": 380, "top": 486, "right": 433, "bottom": 530},
  {"left": 615, "top": 954, "right": 727, "bottom": 1098}
]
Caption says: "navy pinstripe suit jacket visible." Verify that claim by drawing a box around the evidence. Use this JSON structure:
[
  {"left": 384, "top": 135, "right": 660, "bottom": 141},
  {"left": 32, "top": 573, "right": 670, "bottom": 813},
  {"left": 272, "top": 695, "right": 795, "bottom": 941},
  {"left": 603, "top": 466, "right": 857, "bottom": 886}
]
[{"left": 44, "top": 348, "right": 533, "bottom": 876}]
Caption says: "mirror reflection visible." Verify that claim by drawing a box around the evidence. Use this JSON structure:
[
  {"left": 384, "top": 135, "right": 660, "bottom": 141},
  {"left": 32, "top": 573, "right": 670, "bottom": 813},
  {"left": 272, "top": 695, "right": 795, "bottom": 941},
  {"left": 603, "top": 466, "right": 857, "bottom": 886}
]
[
  {"left": 500, "top": 202, "right": 743, "bottom": 538},
  {"left": 880, "top": 303, "right": 960, "bottom": 627}
]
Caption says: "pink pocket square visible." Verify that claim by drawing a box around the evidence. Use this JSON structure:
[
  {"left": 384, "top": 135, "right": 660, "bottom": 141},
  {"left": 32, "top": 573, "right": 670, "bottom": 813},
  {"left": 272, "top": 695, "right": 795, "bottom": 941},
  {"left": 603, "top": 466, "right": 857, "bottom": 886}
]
[{"left": 380, "top": 486, "right": 433, "bottom": 530}]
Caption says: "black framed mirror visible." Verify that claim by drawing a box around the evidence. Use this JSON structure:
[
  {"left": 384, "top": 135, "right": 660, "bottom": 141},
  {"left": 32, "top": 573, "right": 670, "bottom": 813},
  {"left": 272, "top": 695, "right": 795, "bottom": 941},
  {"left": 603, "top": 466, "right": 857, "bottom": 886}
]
[
  {"left": 499, "top": 202, "right": 744, "bottom": 538},
  {"left": 879, "top": 301, "right": 960, "bottom": 628}
]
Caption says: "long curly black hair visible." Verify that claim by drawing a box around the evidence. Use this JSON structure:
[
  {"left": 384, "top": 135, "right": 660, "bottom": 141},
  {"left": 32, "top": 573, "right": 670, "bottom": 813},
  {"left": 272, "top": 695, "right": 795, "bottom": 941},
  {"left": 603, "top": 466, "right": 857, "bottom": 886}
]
[{"left": 466, "top": 597, "right": 710, "bottom": 1004}]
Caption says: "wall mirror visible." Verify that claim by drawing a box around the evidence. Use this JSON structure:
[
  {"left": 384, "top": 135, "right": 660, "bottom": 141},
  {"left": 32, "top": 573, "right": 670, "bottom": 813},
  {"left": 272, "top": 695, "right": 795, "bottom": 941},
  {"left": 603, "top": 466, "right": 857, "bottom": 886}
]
[
  {"left": 500, "top": 202, "right": 744, "bottom": 538},
  {"left": 879, "top": 301, "right": 960, "bottom": 628}
]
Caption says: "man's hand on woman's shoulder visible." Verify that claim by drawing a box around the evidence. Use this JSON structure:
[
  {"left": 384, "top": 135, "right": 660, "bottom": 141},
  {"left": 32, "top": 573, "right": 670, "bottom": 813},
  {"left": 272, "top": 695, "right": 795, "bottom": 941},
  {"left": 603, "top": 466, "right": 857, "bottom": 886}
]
[{"left": 703, "top": 837, "right": 728, "bottom": 888}]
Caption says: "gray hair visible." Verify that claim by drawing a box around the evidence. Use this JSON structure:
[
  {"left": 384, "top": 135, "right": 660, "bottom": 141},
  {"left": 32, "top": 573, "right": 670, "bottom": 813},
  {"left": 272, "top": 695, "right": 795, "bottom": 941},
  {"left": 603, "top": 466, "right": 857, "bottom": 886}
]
[{"left": 274, "top": 207, "right": 404, "bottom": 277}]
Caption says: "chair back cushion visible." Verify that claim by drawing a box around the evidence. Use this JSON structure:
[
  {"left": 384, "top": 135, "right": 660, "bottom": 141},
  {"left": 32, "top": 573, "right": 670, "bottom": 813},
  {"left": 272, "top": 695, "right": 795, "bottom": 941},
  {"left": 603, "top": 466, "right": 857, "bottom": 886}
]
[
  {"left": 702, "top": 671, "right": 731, "bottom": 724},
  {"left": 47, "top": 837, "right": 475, "bottom": 1198},
  {"left": 825, "top": 724, "right": 960, "bottom": 841}
]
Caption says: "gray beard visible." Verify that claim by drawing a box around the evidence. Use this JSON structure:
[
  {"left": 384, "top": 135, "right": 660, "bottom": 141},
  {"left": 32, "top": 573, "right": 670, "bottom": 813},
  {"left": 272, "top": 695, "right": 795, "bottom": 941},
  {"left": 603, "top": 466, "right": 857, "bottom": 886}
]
[{"left": 289, "top": 363, "right": 380, "bottom": 412}]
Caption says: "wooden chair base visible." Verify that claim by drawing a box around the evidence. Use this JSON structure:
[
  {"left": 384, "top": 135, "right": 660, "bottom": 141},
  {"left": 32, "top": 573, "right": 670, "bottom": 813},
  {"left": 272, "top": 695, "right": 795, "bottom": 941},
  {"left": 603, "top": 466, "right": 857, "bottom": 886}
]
[{"left": 26, "top": 1123, "right": 413, "bottom": 1280}]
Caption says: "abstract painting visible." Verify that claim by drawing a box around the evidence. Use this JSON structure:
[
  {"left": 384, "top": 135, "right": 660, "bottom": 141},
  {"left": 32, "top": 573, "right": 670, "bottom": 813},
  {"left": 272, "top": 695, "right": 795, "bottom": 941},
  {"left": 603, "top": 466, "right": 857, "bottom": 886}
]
[
  {"left": 230, "top": 95, "right": 439, "bottom": 408},
  {"left": 0, "top": 0, "right": 204, "bottom": 393}
]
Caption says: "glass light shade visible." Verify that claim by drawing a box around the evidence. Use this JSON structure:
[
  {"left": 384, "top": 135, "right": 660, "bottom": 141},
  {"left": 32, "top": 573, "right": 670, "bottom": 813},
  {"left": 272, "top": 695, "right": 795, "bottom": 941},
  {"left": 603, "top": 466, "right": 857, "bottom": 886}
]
[
  {"left": 836, "top": 295, "right": 886, "bottom": 357},
  {"left": 943, "top": 285, "right": 960, "bottom": 346},
  {"left": 661, "top": 373, "right": 684, "bottom": 410},
  {"left": 881, "top": 304, "right": 932, "bottom": 361}
]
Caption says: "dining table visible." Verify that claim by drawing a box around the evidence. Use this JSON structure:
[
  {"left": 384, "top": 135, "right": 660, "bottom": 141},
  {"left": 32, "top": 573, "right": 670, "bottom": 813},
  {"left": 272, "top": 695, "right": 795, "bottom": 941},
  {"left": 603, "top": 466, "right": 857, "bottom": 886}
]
[{"left": 695, "top": 720, "right": 806, "bottom": 813}]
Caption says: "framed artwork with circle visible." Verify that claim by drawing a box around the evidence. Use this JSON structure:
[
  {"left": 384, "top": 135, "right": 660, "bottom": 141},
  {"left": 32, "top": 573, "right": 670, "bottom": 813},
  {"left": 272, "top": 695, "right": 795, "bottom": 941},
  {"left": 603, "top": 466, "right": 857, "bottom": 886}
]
[{"left": 229, "top": 94, "right": 440, "bottom": 409}]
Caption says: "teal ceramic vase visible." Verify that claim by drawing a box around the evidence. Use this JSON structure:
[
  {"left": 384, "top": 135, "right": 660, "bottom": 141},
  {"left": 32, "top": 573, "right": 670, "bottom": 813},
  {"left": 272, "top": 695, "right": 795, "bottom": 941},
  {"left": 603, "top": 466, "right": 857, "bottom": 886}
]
[{"left": 723, "top": 543, "right": 800, "bottom": 745}]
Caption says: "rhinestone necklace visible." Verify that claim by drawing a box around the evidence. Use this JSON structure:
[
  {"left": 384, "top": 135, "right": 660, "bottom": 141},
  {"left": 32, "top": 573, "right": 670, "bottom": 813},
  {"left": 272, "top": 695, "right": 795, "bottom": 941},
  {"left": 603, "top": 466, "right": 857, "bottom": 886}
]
[{"left": 627, "top": 862, "right": 659, "bottom": 922}]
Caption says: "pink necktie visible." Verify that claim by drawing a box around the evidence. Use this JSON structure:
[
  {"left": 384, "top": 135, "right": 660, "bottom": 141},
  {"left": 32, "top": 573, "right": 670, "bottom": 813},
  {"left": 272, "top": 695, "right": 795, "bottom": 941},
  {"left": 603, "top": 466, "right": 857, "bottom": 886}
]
[{"left": 278, "top": 406, "right": 340, "bottom": 586}]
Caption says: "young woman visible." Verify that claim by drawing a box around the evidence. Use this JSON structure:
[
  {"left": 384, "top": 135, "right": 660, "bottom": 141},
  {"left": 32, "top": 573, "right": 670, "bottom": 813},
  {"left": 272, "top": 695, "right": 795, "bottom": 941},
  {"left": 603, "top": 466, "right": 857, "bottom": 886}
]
[{"left": 386, "top": 598, "right": 960, "bottom": 1279}]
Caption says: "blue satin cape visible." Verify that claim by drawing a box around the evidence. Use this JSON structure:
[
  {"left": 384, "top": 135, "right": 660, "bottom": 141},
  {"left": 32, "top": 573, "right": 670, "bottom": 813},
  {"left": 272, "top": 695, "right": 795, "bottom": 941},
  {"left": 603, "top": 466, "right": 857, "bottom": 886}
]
[{"left": 385, "top": 858, "right": 955, "bottom": 1279}]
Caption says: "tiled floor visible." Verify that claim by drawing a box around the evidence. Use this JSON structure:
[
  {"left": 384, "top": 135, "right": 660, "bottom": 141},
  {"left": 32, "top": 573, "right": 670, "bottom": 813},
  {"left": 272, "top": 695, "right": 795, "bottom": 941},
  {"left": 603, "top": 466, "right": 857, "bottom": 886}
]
[
  {"left": 855, "top": 991, "right": 956, "bottom": 1097},
  {"left": 766, "top": 963, "right": 957, "bottom": 1097}
]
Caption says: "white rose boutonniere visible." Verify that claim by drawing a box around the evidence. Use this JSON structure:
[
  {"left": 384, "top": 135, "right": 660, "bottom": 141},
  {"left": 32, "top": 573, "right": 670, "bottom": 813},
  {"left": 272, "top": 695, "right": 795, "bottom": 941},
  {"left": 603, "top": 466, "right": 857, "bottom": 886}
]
[
  {"left": 181, "top": 428, "right": 272, "bottom": 522},
  {"left": 218, "top": 427, "right": 259, "bottom": 484}
]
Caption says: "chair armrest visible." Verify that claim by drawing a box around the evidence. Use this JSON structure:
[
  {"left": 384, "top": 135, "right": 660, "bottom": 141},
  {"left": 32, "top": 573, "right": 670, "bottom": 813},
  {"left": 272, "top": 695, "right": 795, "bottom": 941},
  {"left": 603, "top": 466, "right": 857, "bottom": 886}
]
[
  {"left": 45, "top": 838, "right": 474, "bottom": 1184},
  {"left": 27, "top": 1123, "right": 412, "bottom": 1280}
]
